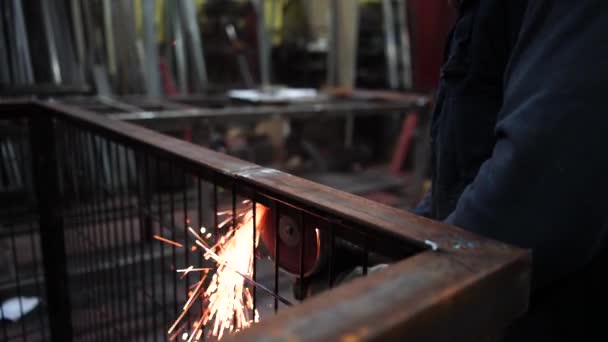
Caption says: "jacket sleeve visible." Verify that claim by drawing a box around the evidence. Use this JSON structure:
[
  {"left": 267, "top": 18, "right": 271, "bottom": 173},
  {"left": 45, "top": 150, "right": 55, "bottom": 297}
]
[
  {"left": 445, "top": 1, "right": 608, "bottom": 288},
  {"left": 413, "top": 191, "right": 433, "bottom": 218}
]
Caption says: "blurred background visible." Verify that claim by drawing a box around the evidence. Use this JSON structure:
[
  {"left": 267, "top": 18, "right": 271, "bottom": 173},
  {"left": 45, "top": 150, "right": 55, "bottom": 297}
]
[{"left": 1, "top": 0, "right": 456, "bottom": 211}]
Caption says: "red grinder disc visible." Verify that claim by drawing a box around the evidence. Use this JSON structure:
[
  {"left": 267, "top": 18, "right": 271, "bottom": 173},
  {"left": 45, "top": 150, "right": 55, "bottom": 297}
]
[{"left": 258, "top": 205, "right": 323, "bottom": 278}]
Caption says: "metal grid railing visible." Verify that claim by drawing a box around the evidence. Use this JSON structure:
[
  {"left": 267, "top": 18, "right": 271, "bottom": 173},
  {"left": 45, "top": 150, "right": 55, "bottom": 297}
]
[
  {"left": 0, "top": 101, "right": 530, "bottom": 342},
  {"left": 0, "top": 119, "right": 49, "bottom": 342},
  {"left": 0, "top": 102, "right": 420, "bottom": 341},
  {"left": 53, "top": 113, "right": 418, "bottom": 341}
]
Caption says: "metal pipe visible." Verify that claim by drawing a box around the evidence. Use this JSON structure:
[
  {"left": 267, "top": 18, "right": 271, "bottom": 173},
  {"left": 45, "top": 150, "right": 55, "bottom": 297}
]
[{"left": 142, "top": 0, "right": 162, "bottom": 97}]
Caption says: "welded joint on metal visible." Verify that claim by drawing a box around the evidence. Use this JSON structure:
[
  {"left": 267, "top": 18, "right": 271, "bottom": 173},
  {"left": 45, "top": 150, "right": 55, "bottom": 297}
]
[
  {"left": 451, "top": 240, "right": 479, "bottom": 250},
  {"left": 235, "top": 166, "right": 283, "bottom": 179},
  {"left": 424, "top": 240, "right": 439, "bottom": 251}
]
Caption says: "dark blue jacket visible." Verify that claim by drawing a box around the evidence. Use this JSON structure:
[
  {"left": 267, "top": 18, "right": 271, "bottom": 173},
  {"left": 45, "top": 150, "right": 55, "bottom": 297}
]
[
  {"left": 417, "top": 1, "right": 608, "bottom": 340},
  {"left": 416, "top": 0, "right": 526, "bottom": 220}
]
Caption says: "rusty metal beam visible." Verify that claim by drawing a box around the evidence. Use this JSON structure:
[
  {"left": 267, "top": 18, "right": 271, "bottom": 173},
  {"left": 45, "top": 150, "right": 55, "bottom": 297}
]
[{"left": 228, "top": 250, "right": 529, "bottom": 341}]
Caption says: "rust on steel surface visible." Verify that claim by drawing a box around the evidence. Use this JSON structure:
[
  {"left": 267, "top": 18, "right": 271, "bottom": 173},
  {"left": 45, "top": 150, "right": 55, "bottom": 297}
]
[
  {"left": 227, "top": 251, "right": 529, "bottom": 342},
  {"left": 15, "top": 101, "right": 530, "bottom": 340}
]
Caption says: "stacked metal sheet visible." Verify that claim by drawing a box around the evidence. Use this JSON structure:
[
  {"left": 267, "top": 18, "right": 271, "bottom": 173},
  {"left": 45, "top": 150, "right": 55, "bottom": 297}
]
[{"left": 0, "top": 0, "right": 210, "bottom": 97}]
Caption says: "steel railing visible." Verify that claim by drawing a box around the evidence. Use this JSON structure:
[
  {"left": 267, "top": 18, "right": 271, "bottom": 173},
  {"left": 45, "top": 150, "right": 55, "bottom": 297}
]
[{"left": 0, "top": 101, "right": 530, "bottom": 342}]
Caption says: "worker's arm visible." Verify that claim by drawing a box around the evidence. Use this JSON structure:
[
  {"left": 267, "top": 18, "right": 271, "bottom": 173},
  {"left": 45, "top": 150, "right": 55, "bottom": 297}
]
[{"left": 445, "top": 1, "right": 608, "bottom": 288}]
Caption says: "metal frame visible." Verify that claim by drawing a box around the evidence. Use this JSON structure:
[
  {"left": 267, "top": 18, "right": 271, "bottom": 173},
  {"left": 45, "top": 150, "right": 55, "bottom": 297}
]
[{"left": 0, "top": 101, "right": 530, "bottom": 341}]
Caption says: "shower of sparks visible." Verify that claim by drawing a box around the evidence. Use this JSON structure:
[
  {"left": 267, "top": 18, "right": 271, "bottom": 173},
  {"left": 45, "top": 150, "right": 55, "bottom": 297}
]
[{"left": 156, "top": 203, "right": 267, "bottom": 341}]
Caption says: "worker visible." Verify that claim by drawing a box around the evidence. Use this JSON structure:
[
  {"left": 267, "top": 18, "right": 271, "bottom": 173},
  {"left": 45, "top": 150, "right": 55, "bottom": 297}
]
[{"left": 415, "top": 1, "right": 608, "bottom": 340}]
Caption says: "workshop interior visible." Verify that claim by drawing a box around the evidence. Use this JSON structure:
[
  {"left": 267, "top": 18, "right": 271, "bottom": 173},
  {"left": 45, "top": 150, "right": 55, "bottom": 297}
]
[{"left": 0, "top": 1, "right": 531, "bottom": 341}]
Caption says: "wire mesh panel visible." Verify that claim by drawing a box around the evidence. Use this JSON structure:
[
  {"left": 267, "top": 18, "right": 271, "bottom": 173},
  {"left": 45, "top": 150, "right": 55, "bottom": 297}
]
[
  {"left": 0, "top": 102, "right": 530, "bottom": 342},
  {"left": 50, "top": 119, "right": 413, "bottom": 341},
  {"left": 0, "top": 118, "right": 49, "bottom": 342}
]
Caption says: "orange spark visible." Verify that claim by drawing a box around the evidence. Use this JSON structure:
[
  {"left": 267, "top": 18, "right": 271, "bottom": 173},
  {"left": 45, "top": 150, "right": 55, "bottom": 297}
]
[
  {"left": 200, "top": 205, "right": 264, "bottom": 339},
  {"left": 153, "top": 235, "right": 183, "bottom": 248},
  {"left": 161, "top": 203, "right": 267, "bottom": 341}
]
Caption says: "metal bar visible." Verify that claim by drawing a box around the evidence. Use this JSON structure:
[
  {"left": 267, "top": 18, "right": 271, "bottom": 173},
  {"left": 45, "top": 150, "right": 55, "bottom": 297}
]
[
  {"left": 102, "top": 0, "right": 117, "bottom": 78},
  {"left": 232, "top": 182, "right": 237, "bottom": 238},
  {"left": 235, "top": 250, "right": 530, "bottom": 341},
  {"left": 169, "top": 164, "right": 178, "bottom": 316},
  {"left": 101, "top": 137, "right": 120, "bottom": 337},
  {"left": 362, "top": 233, "right": 369, "bottom": 276},
  {"left": 142, "top": 0, "right": 162, "bottom": 97},
  {"left": 124, "top": 149, "right": 144, "bottom": 340},
  {"left": 0, "top": 3, "right": 10, "bottom": 84},
  {"left": 105, "top": 139, "right": 121, "bottom": 333},
  {"left": 127, "top": 150, "right": 146, "bottom": 338},
  {"left": 53, "top": 0, "right": 80, "bottom": 84},
  {"left": 232, "top": 181, "right": 238, "bottom": 327},
  {"left": 9, "top": 221, "right": 27, "bottom": 341},
  {"left": 326, "top": 0, "right": 339, "bottom": 86},
  {"left": 255, "top": 0, "right": 270, "bottom": 86},
  {"left": 147, "top": 154, "right": 158, "bottom": 341},
  {"left": 112, "top": 141, "right": 128, "bottom": 333},
  {"left": 269, "top": 0, "right": 277, "bottom": 75},
  {"left": 1, "top": 142, "right": 11, "bottom": 190},
  {"left": 171, "top": 4, "right": 188, "bottom": 95},
  {"left": 79, "top": 131, "right": 98, "bottom": 342},
  {"left": 70, "top": 0, "right": 87, "bottom": 67},
  {"left": 55, "top": 124, "right": 76, "bottom": 335},
  {"left": 103, "top": 100, "right": 427, "bottom": 123},
  {"left": 156, "top": 157, "right": 168, "bottom": 338},
  {"left": 29, "top": 113, "right": 73, "bottom": 342},
  {"left": 252, "top": 199, "right": 257, "bottom": 317},
  {"left": 298, "top": 211, "right": 305, "bottom": 301},
  {"left": 142, "top": 153, "right": 152, "bottom": 339},
  {"left": 382, "top": 0, "right": 399, "bottom": 89},
  {"left": 82, "top": 131, "right": 102, "bottom": 342},
  {"left": 11, "top": 0, "right": 34, "bottom": 83},
  {"left": 396, "top": 0, "right": 412, "bottom": 89},
  {"left": 116, "top": 142, "right": 134, "bottom": 336},
  {"left": 88, "top": 132, "right": 110, "bottom": 341},
  {"left": 9, "top": 141, "right": 22, "bottom": 188},
  {"left": 183, "top": 170, "right": 191, "bottom": 327},
  {"left": 27, "top": 219, "right": 48, "bottom": 340},
  {"left": 0, "top": 143, "right": 7, "bottom": 192},
  {"left": 177, "top": 0, "right": 208, "bottom": 90},
  {"left": 196, "top": 176, "right": 205, "bottom": 337},
  {"left": 40, "top": 0, "right": 62, "bottom": 84},
  {"left": 68, "top": 124, "right": 91, "bottom": 338},
  {"left": 273, "top": 203, "right": 279, "bottom": 313},
  {"left": 213, "top": 181, "right": 218, "bottom": 241},
  {"left": 77, "top": 129, "right": 101, "bottom": 340},
  {"left": 225, "top": 24, "right": 255, "bottom": 88},
  {"left": 16, "top": 125, "right": 48, "bottom": 340},
  {"left": 97, "top": 136, "right": 114, "bottom": 340},
  {"left": 328, "top": 224, "right": 335, "bottom": 288},
  {"left": 0, "top": 281, "right": 6, "bottom": 339}
]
